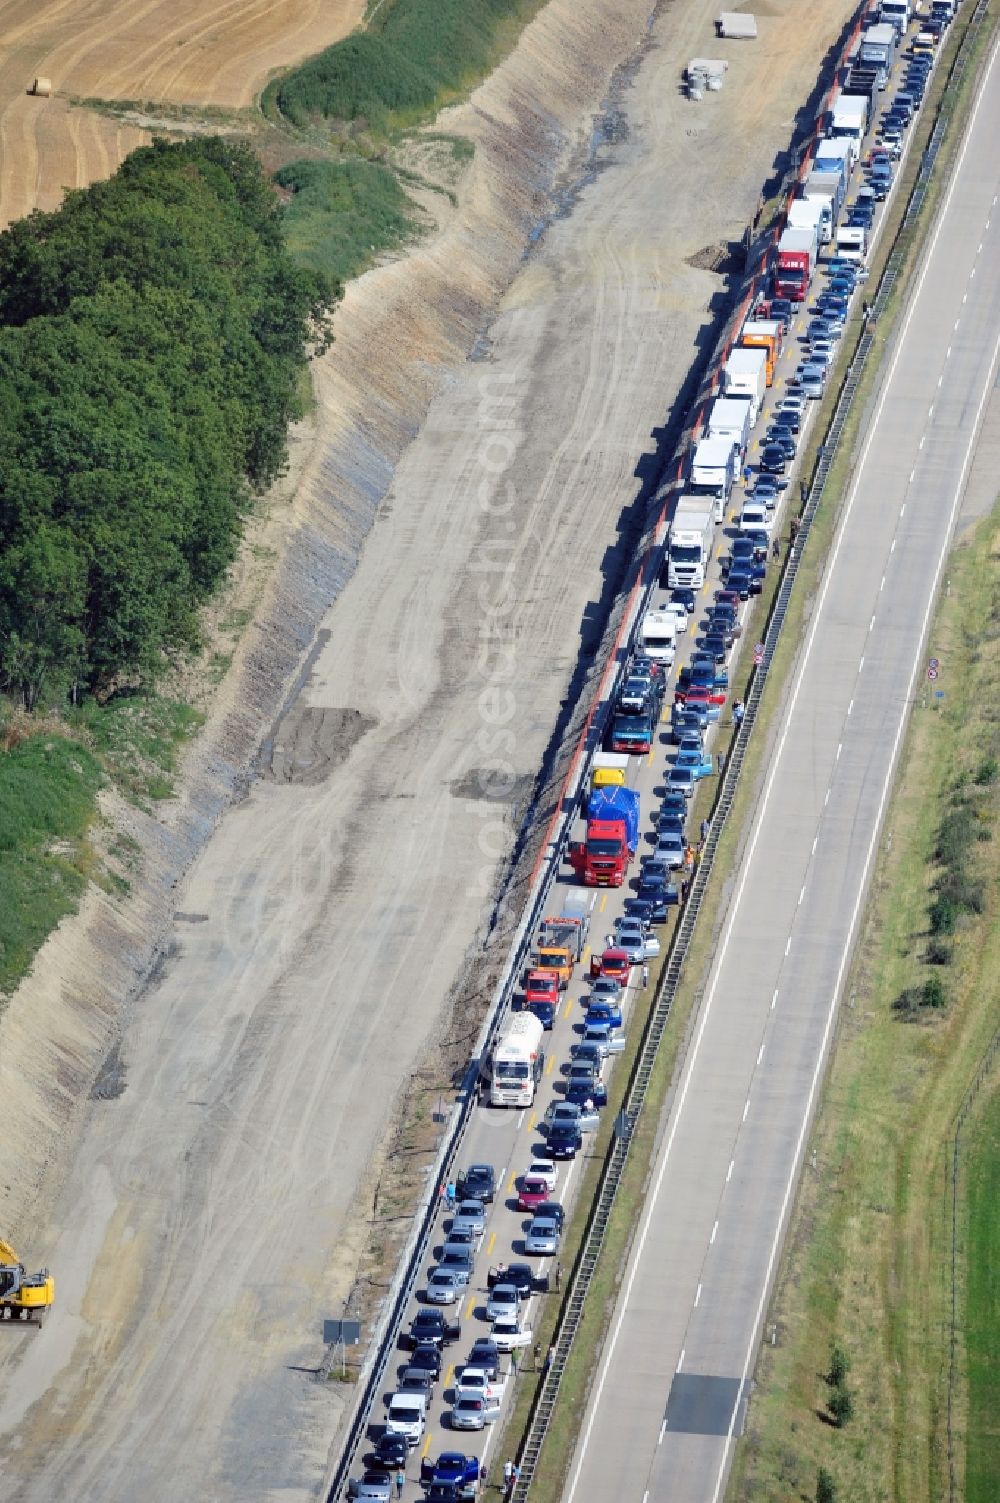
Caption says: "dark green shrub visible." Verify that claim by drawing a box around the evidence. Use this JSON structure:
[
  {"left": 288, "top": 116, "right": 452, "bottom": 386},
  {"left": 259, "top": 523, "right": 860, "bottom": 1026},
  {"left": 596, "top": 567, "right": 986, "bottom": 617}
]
[
  {"left": 816, "top": 1469, "right": 838, "bottom": 1503},
  {"left": 925, "top": 936, "right": 953, "bottom": 966},
  {"left": 828, "top": 1384, "right": 853, "bottom": 1427}
]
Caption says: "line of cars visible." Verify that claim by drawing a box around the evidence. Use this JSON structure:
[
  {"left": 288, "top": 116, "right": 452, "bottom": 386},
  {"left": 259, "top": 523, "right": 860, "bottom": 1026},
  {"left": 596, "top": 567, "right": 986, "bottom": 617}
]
[{"left": 345, "top": 9, "right": 950, "bottom": 1497}]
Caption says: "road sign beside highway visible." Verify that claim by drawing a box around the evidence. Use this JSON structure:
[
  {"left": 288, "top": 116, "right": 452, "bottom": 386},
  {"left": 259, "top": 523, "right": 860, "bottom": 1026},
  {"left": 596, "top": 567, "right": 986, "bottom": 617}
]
[
  {"left": 753, "top": 642, "right": 765, "bottom": 666},
  {"left": 927, "top": 665, "right": 939, "bottom": 681}
]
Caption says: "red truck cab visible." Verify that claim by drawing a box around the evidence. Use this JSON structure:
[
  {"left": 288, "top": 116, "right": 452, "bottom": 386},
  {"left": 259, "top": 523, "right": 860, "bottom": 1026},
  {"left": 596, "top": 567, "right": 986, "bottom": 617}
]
[
  {"left": 525, "top": 969, "right": 561, "bottom": 1006},
  {"left": 589, "top": 948, "right": 631, "bottom": 983},
  {"left": 569, "top": 819, "right": 630, "bottom": 887}
]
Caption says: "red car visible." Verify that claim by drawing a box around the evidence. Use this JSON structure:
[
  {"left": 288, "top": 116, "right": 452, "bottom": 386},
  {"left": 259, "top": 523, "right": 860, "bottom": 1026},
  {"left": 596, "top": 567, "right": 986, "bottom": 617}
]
[
  {"left": 589, "top": 947, "right": 630, "bottom": 984},
  {"left": 680, "top": 683, "right": 727, "bottom": 711},
  {"left": 517, "top": 1174, "right": 551, "bottom": 1211},
  {"left": 525, "top": 969, "right": 560, "bottom": 1006}
]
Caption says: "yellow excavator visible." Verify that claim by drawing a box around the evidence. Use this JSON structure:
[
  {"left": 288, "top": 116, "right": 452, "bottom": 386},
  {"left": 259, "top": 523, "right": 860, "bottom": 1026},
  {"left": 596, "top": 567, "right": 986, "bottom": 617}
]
[{"left": 0, "top": 1240, "right": 54, "bottom": 1326}]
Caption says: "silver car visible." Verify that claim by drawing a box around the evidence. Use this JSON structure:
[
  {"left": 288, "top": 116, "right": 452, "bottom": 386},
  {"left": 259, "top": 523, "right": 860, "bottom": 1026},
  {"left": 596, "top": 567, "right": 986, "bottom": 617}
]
[
  {"left": 524, "top": 1216, "right": 561, "bottom": 1255},
  {"left": 426, "top": 1267, "right": 463, "bottom": 1305},
  {"left": 442, "top": 1227, "right": 481, "bottom": 1260},
  {"left": 450, "top": 1200, "right": 487, "bottom": 1238},
  {"left": 450, "top": 1394, "right": 502, "bottom": 1430}
]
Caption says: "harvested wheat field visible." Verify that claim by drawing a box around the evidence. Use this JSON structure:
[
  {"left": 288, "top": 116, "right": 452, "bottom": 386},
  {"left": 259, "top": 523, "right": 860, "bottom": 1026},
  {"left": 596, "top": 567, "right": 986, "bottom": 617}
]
[{"left": 0, "top": 0, "right": 364, "bottom": 225}]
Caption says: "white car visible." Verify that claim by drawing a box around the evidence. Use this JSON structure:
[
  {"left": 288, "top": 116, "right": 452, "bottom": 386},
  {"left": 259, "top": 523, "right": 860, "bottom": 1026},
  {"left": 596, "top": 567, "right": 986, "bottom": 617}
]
[
  {"left": 454, "top": 1367, "right": 503, "bottom": 1403},
  {"left": 738, "top": 503, "right": 774, "bottom": 534},
  {"left": 663, "top": 600, "right": 689, "bottom": 634},
  {"left": 526, "top": 1158, "right": 558, "bottom": 1192},
  {"left": 492, "top": 1312, "right": 533, "bottom": 1352}
]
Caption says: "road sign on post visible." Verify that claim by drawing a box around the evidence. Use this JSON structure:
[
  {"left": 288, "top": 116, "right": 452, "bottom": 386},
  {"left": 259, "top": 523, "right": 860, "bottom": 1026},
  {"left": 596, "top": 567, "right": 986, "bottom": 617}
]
[
  {"left": 753, "top": 642, "right": 764, "bottom": 667},
  {"left": 927, "top": 665, "right": 939, "bottom": 681}
]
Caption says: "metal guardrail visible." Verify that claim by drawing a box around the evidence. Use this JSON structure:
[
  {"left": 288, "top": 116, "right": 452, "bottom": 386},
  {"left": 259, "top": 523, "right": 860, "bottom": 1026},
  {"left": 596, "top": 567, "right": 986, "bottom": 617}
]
[{"left": 511, "top": 0, "right": 994, "bottom": 1493}]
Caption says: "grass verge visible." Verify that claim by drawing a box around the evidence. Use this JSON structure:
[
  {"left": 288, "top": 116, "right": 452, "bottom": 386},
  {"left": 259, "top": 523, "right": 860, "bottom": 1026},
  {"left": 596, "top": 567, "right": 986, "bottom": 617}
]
[
  {"left": 964, "top": 1079, "right": 1000, "bottom": 1503},
  {"left": 727, "top": 503, "right": 1000, "bottom": 1503},
  {"left": 0, "top": 693, "right": 204, "bottom": 1002},
  {"left": 276, "top": 157, "right": 421, "bottom": 285},
  {"left": 0, "top": 727, "right": 103, "bottom": 996},
  {"left": 268, "top": 0, "right": 550, "bottom": 136}
]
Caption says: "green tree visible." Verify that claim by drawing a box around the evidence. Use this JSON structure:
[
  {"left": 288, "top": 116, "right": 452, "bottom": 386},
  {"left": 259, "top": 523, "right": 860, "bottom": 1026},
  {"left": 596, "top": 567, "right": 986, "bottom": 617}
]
[{"left": 816, "top": 1467, "right": 837, "bottom": 1503}]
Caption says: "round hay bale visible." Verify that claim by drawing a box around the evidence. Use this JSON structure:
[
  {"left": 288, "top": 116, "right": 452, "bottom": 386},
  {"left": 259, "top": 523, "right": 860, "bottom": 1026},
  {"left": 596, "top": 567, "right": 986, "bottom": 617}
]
[{"left": 31, "top": 77, "right": 52, "bottom": 97}]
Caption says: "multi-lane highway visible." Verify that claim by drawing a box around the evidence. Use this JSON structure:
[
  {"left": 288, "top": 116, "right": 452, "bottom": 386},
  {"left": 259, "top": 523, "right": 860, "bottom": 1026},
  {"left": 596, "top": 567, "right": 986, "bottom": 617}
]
[
  {"left": 564, "top": 32, "right": 1000, "bottom": 1503},
  {"left": 338, "top": 17, "right": 997, "bottom": 1500}
]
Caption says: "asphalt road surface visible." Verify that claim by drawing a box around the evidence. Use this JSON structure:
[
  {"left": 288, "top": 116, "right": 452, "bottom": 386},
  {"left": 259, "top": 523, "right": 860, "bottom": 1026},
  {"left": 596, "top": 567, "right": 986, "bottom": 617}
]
[
  {"left": 340, "top": 26, "right": 953, "bottom": 1499},
  {"left": 564, "top": 36, "right": 1000, "bottom": 1503}
]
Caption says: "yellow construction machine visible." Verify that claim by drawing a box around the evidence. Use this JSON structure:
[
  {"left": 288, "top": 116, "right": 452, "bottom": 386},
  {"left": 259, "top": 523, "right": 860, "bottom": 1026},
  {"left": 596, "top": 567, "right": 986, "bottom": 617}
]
[{"left": 0, "top": 1240, "right": 54, "bottom": 1326}]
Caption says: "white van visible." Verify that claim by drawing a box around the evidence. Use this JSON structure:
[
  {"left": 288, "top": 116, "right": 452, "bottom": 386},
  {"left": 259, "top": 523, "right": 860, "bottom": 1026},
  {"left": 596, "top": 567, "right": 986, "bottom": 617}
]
[
  {"left": 835, "top": 224, "right": 868, "bottom": 263},
  {"left": 385, "top": 1391, "right": 427, "bottom": 1447}
]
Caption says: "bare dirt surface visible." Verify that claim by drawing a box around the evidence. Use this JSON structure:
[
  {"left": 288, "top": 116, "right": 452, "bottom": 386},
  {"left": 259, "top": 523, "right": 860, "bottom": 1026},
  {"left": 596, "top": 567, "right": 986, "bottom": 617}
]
[
  {"left": 0, "top": 0, "right": 363, "bottom": 226},
  {"left": 0, "top": 0, "right": 857, "bottom": 1497}
]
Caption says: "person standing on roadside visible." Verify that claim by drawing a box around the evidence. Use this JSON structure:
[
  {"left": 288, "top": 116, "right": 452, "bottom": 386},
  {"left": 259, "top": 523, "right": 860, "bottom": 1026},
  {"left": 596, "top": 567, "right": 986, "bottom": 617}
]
[{"left": 395, "top": 1469, "right": 405, "bottom": 1499}]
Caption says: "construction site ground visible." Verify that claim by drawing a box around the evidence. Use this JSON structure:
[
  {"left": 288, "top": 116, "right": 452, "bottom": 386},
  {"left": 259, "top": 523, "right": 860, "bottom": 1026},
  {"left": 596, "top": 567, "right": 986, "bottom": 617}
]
[{"left": 0, "top": 0, "right": 857, "bottom": 1497}]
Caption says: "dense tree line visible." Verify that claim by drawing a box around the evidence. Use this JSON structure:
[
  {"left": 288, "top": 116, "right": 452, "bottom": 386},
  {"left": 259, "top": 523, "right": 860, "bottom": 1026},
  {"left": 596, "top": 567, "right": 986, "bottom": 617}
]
[{"left": 0, "top": 138, "right": 333, "bottom": 706}]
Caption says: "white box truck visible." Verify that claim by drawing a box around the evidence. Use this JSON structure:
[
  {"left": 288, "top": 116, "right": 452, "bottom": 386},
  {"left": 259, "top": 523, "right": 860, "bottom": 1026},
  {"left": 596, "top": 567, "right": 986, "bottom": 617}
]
[
  {"left": 859, "top": 22, "right": 897, "bottom": 84},
  {"left": 829, "top": 94, "right": 868, "bottom": 156},
  {"left": 815, "top": 135, "right": 856, "bottom": 181},
  {"left": 787, "top": 194, "right": 827, "bottom": 243},
  {"left": 723, "top": 346, "right": 767, "bottom": 423},
  {"left": 689, "top": 433, "right": 738, "bottom": 519},
  {"left": 879, "top": 0, "right": 911, "bottom": 35},
  {"left": 707, "top": 396, "right": 751, "bottom": 461},
  {"left": 666, "top": 495, "right": 715, "bottom": 590}
]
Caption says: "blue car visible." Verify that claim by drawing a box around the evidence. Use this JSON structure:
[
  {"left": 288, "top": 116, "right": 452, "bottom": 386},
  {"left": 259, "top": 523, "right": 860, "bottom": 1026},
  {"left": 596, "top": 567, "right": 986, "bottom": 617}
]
[
  {"left": 690, "top": 655, "right": 728, "bottom": 690},
  {"left": 675, "top": 744, "right": 714, "bottom": 779},
  {"left": 634, "top": 879, "right": 676, "bottom": 919},
  {"left": 586, "top": 998, "right": 623, "bottom": 1030},
  {"left": 421, "top": 1453, "right": 480, "bottom": 1499}
]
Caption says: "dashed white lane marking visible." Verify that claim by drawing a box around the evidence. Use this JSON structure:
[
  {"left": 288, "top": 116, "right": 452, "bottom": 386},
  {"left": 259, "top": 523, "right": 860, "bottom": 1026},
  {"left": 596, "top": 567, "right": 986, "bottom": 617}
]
[
  {"left": 919, "top": 435, "right": 926, "bottom": 448},
  {"left": 710, "top": 1220, "right": 718, "bottom": 1245},
  {"left": 784, "top": 936, "right": 792, "bottom": 956},
  {"left": 742, "top": 1099, "right": 750, "bottom": 1123},
  {"left": 824, "top": 787, "right": 831, "bottom": 806},
  {"left": 812, "top": 835, "right": 819, "bottom": 855},
  {"left": 677, "top": 1349, "right": 685, "bottom": 1372},
  {"left": 726, "top": 1160, "right": 735, "bottom": 1183},
  {"left": 900, "top": 504, "right": 906, "bottom": 517},
  {"left": 836, "top": 742, "right": 843, "bottom": 760},
  {"left": 891, "top": 537, "right": 897, "bottom": 552},
  {"left": 859, "top": 656, "right": 865, "bottom": 670},
  {"left": 880, "top": 575, "right": 886, "bottom": 590},
  {"left": 847, "top": 699, "right": 854, "bottom": 715},
  {"left": 695, "top": 1284, "right": 703, "bottom": 1307},
  {"left": 771, "top": 989, "right": 778, "bottom": 1011},
  {"left": 658, "top": 1422, "right": 666, "bottom": 1446},
  {"left": 946, "top": 345, "right": 952, "bottom": 359},
  {"left": 757, "top": 1044, "right": 765, "bottom": 1066},
  {"left": 929, "top": 404, "right": 935, "bottom": 418}
]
